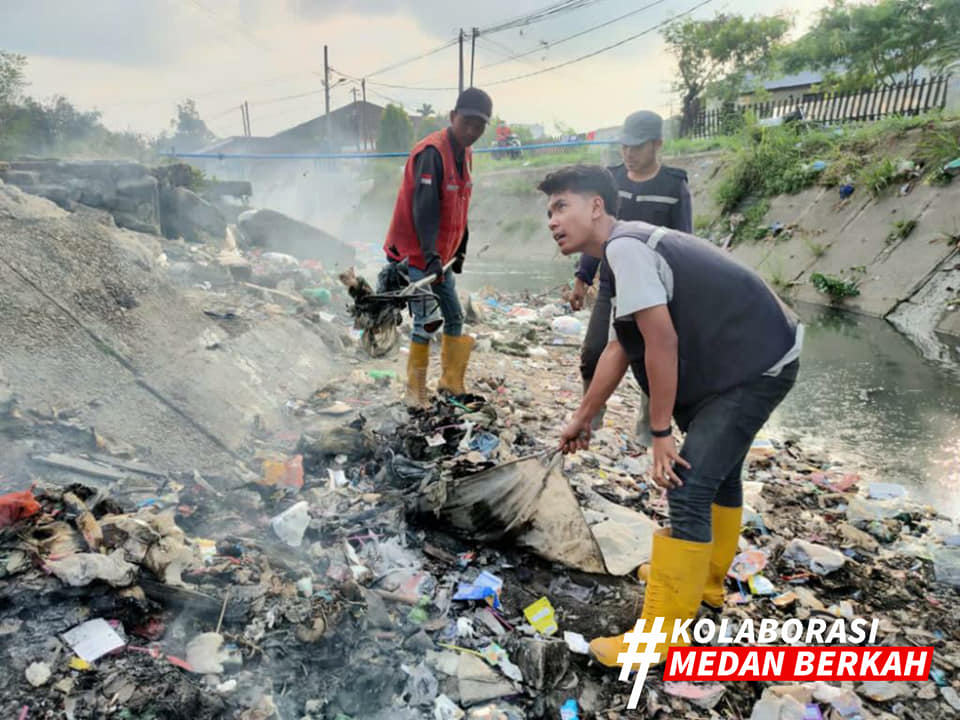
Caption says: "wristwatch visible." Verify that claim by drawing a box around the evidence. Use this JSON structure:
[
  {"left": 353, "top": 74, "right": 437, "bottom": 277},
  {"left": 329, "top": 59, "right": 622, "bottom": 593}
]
[{"left": 650, "top": 426, "right": 672, "bottom": 438}]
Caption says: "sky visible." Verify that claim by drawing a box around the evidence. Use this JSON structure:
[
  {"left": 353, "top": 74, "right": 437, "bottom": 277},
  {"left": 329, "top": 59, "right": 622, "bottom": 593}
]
[{"left": 0, "top": 0, "right": 831, "bottom": 140}]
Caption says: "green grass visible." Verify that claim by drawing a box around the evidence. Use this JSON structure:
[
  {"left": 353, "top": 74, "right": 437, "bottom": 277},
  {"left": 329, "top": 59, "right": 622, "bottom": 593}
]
[
  {"left": 804, "top": 237, "right": 828, "bottom": 258},
  {"left": 663, "top": 135, "right": 741, "bottom": 156},
  {"left": 811, "top": 270, "right": 864, "bottom": 302},
  {"left": 915, "top": 123, "right": 960, "bottom": 184},
  {"left": 731, "top": 199, "right": 772, "bottom": 244},
  {"left": 766, "top": 262, "right": 791, "bottom": 294},
  {"left": 859, "top": 157, "right": 899, "bottom": 196},
  {"left": 709, "top": 112, "right": 960, "bottom": 241},
  {"left": 887, "top": 218, "right": 918, "bottom": 245},
  {"left": 472, "top": 146, "right": 609, "bottom": 174}
]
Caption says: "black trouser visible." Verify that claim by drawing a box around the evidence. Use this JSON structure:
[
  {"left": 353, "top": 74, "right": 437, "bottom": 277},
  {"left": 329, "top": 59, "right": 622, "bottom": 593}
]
[
  {"left": 668, "top": 360, "right": 799, "bottom": 542},
  {"left": 579, "top": 271, "right": 613, "bottom": 384}
]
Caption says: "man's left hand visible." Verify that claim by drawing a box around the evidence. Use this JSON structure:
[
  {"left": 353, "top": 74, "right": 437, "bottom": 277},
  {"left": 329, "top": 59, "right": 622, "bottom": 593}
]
[{"left": 650, "top": 435, "right": 691, "bottom": 489}]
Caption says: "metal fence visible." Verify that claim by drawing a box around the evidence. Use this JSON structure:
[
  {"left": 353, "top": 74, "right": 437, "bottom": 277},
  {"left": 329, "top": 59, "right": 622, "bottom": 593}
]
[{"left": 686, "top": 75, "right": 952, "bottom": 138}]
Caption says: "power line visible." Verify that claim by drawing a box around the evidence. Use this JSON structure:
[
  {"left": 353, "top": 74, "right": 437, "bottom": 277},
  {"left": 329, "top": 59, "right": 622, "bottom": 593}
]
[
  {"left": 478, "top": 0, "right": 609, "bottom": 36},
  {"left": 362, "top": 38, "right": 459, "bottom": 79},
  {"left": 483, "top": 0, "right": 716, "bottom": 86},
  {"left": 479, "top": 0, "right": 669, "bottom": 70}
]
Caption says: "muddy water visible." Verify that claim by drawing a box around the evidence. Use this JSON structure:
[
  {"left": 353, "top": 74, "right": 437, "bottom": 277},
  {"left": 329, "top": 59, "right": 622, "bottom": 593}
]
[
  {"left": 459, "top": 262, "right": 960, "bottom": 516},
  {"left": 768, "top": 304, "right": 960, "bottom": 516}
]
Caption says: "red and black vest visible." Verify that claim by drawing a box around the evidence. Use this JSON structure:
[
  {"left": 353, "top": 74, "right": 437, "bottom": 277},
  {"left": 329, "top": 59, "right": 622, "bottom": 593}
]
[{"left": 384, "top": 129, "right": 472, "bottom": 270}]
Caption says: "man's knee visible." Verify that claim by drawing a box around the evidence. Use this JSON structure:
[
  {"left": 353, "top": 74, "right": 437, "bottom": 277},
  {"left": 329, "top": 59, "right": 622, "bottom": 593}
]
[{"left": 667, "top": 480, "right": 715, "bottom": 542}]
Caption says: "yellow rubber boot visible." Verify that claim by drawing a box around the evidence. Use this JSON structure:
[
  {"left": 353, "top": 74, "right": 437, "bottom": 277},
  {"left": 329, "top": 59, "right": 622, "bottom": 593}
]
[
  {"left": 405, "top": 341, "right": 430, "bottom": 409},
  {"left": 703, "top": 504, "right": 742, "bottom": 609},
  {"left": 438, "top": 335, "right": 474, "bottom": 395},
  {"left": 636, "top": 506, "right": 741, "bottom": 609},
  {"left": 590, "top": 528, "right": 712, "bottom": 667}
]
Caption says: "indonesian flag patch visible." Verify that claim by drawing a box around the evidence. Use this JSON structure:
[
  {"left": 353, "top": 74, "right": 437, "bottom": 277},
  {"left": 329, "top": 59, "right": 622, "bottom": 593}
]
[{"left": 419, "top": 173, "right": 433, "bottom": 185}]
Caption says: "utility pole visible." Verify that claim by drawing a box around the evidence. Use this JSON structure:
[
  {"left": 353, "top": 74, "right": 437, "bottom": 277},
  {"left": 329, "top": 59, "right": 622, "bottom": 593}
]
[
  {"left": 470, "top": 28, "right": 478, "bottom": 87},
  {"left": 361, "top": 79, "right": 367, "bottom": 151},
  {"left": 458, "top": 29, "right": 464, "bottom": 96},
  {"left": 324, "top": 44, "right": 331, "bottom": 150},
  {"left": 351, "top": 86, "right": 360, "bottom": 151},
  {"left": 244, "top": 101, "right": 251, "bottom": 136},
  {"left": 240, "top": 104, "right": 247, "bottom": 136}
]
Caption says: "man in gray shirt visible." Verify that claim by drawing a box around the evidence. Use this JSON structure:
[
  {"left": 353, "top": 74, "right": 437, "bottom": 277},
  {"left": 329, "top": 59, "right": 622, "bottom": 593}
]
[{"left": 539, "top": 165, "right": 801, "bottom": 669}]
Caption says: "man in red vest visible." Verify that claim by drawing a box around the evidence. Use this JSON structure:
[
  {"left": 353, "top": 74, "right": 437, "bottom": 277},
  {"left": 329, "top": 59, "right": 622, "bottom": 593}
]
[{"left": 384, "top": 87, "right": 493, "bottom": 408}]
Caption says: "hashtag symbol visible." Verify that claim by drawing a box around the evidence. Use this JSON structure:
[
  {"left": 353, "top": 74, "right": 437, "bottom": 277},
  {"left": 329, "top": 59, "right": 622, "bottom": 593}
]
[{"left": 617, "top": 616, "right": 667, "bottom": 710}]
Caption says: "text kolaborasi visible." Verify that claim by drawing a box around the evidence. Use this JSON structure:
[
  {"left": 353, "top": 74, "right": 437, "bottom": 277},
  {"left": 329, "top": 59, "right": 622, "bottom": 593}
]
[{"left": 664, "top": 646, "right": 934, "bottom": 682}]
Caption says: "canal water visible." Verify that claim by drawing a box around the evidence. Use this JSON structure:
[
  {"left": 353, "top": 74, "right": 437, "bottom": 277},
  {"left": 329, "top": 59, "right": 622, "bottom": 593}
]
[{"left": 459, "top": 261, "right": 960, "bottom": 517}]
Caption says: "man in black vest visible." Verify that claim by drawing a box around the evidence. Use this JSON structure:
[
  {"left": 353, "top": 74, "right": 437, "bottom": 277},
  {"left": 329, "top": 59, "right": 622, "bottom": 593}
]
[
  {"left": 538, "top": 165, "right": 801, "bottom": 667},
  {"left": 569, "top": 111, "right": 692, "bottom": 437}
]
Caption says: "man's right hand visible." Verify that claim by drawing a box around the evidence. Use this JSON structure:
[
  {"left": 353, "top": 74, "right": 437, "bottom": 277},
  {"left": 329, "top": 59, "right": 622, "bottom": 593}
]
[
  {"left": 559, "top": 412, "right": 592, "bottom": 454},
  {"left": 569, "top": 277, "right": 588, "bottom": 311},
  {"left": 423, "top": 255, "right": 444, "bottom": 284}
]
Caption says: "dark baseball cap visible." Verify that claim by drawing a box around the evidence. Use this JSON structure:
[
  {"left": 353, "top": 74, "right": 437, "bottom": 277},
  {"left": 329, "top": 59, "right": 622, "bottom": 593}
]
[
  {"left": 454, "top": 87, "right": 493, "bottom": 122},
  {"left": 619, "top": 110, "right": 663, "bottom": 146}
]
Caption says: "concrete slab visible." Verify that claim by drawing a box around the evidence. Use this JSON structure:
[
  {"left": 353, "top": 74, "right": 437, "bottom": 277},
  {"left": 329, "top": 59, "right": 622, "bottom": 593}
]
[
  {"left": 665, "top": 152, "right": 725, "bottom": 221},
  {"left": 730, "top": 237, "right": 776, "bottom": 272},
  {"left": 938, "top": 310, "right": 960, "bottom": 338},
  {"left": 848, "top": 191, "right": 960, "bottom": 316},
  {"left": 794, "top": 185, "right": 942, "bottom": 310}
]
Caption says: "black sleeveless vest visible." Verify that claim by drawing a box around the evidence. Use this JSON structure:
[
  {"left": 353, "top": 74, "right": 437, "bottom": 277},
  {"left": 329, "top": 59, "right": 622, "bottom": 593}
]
[{"left": 605, "top": 221, "right": 798, "bottom": 412}]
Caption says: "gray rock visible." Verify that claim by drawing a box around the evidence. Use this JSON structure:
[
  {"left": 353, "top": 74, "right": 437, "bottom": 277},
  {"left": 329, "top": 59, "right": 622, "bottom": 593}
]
[
  {"left": 404, "top": 629, "right": 435, "bottom": 653},
  {"left": 162, "top": 186, "right": 227, "bottom": 242},
  {"left": 202, "top": 180, "right": 253, "bottom": 199},
  {"left": 31, "top": 184, "right": 74, "bottom": 208},
  {"left": 117, "top": 176, "right": 160, "bottom": 211},
  {"left": 2, "top": 170, "right": 39, "bottom": 187},
  {"left": 114, "top": 212, "right": 160, "bottom": 236},
  {"left": 237, "top": 208, "right": 354, "bottom": 270}
]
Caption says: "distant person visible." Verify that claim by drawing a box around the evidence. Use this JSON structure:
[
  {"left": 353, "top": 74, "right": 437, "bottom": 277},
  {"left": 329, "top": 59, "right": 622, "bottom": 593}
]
[
  {"left": 383, "top": 87, "right": 493, "bottom": 408},
  {"left": 568, "top": 111, "right": 692, "bottom": 439},
  {"left": 539, "top": 164, "right": 801, "bottom": 667}
]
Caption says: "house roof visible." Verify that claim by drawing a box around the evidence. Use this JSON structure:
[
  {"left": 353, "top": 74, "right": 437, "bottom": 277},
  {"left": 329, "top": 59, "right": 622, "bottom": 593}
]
[
  {"left": 762, "top": 71, "right": 824, "bottom": 91},
  {"left": 741, "top": 70, "right": 826, "bottom": 94},
  {"left": 272, "top": 100, "right": 385, "bottom": 141}
]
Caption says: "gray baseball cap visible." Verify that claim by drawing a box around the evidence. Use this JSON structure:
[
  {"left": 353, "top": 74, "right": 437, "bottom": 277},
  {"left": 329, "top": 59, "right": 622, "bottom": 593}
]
[{"left": 619, "top": 110, "right": 663, "bottom": 146}]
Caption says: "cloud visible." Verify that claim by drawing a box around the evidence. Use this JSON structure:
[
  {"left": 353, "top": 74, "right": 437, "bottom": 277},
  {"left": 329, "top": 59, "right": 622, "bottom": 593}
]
[
  {"left": 0, "top": 0, "right": 192, "bottom": 65},
  {"left": 9, "top": 0, "right": 833, "bottom": 138}
]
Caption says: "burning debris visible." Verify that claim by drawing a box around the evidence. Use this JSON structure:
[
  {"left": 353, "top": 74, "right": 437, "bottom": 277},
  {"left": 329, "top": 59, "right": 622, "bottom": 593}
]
[
  {"left": 2, "top": 284, "right": 959, "bottom": 720},
  {"left": 0, "top": 178, "right": 957, "bottom": 719}
]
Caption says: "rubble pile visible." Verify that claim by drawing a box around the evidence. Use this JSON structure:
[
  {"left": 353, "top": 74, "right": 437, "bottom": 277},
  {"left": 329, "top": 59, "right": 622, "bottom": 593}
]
[{"left": 1, "top": 245, "right": 958, "bottom": 718}]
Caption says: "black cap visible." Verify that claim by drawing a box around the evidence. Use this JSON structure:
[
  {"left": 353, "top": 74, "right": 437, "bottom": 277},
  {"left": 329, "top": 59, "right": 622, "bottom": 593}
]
[{"left": 454, "top": 87, "right": 492, "bottom": 122}]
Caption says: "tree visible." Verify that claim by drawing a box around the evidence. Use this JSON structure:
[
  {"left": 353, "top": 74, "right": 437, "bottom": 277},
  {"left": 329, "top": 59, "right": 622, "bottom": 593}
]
[
  {"left": 160, "top": 98, "right": 216, "bottom": 151},
  {"left": 417, "top": 103, "right": 435, "bottom": 117},
  {"left": 662, "top": 13, "right": 791, "bottom": 136},
  {"left": 0, "top": 50, "right": 26, "bottom": 106},
  {"left": 377, "top": 104, "right": 414, "bottom": 152},
  {"left": 782, "top": 0, "right": 960, "bottom": 88}
]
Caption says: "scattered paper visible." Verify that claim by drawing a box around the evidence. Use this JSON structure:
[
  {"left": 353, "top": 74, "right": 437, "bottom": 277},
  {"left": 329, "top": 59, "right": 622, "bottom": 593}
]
[
  {"left": 453, "top": 571, "right": 503, "bottom": 610},
  {"left": 62, "top": 618, "right": 125, "bottom": 662},
  {"left": 563, "top": 631, "right": 590, "bottom": 655}
]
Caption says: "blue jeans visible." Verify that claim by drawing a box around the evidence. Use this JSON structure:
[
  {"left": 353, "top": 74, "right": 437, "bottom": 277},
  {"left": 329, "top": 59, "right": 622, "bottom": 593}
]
[
  {"left": 667, "top": 360, "right": 799, "bottom": 542},
  {"left": 407, "top": 267, "right": 464, "bottom": 345}
]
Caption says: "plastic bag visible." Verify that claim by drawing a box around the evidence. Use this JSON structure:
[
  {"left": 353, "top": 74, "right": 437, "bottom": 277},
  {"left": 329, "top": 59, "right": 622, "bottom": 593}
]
[{"left": 0, "top": 489, "right": 41, "bottom": 527}]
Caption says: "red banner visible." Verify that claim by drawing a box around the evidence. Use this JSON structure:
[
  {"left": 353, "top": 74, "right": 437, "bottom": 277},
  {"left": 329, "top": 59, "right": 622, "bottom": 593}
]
[{"left": 663, "top": 647, "right": 933, "bottom": 682}]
